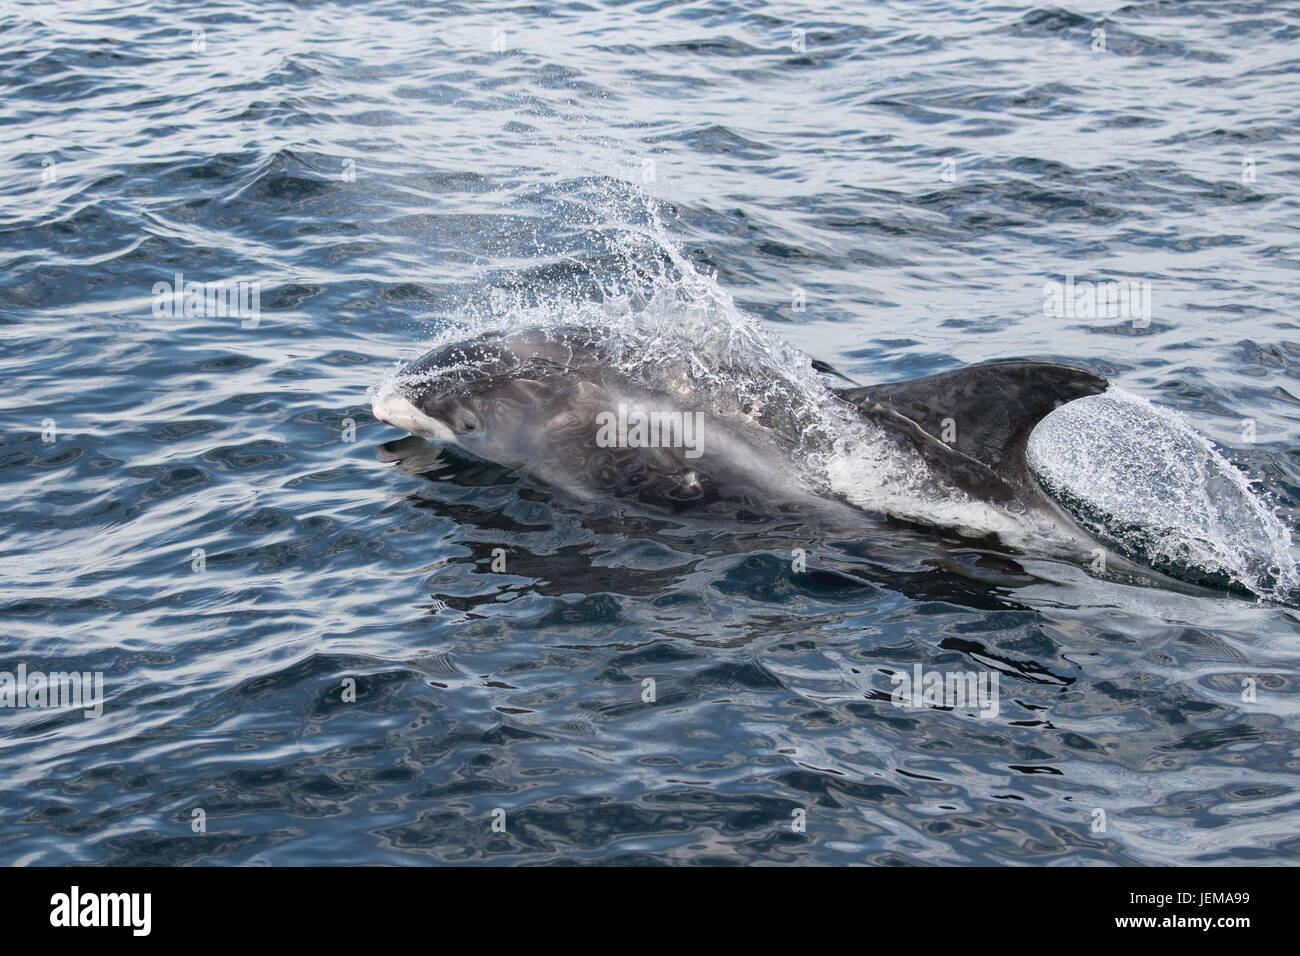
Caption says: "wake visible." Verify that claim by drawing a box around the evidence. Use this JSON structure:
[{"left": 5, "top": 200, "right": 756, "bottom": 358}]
[
  {"left": 1028, "top": 390, "right": 1299, "bottom": 603},
  {"left": 383, "top": 187, "right": 1298, "bottom": 602}
]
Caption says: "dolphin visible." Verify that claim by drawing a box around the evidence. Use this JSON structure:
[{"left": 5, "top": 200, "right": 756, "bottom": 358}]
[
  {"left": 368, "top": 324, "right": 1110, "bottom": 541},
  {"left": 370, "top": 325, "right": 829, "bottom": 518}
]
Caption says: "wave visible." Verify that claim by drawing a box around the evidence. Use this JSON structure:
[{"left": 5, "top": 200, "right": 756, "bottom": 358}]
[{"left": 1028, "top": 389, "right": 1300, "bottom": 602}]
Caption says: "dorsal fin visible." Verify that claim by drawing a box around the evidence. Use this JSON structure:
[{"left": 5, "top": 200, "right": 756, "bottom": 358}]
[
  {"left": 837, "top": 362, "right": 1109, "bottom": 491},
  {"left": 810, "top": 358, "right": 859, "bottom": 385}
]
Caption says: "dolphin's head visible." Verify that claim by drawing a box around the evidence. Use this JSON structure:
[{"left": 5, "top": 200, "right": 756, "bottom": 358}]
[{"left": 370, "top": 328, "right": 603, "bottom": 467}]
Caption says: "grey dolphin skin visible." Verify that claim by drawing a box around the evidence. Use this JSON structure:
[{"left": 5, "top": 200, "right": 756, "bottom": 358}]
[{"left": 370, "top": 325, "right": 1108, "bottom": 529}]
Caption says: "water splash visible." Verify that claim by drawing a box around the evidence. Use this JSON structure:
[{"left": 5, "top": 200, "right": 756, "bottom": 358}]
[
  {"left": 1027, "top": 390, "right": 1300, "bottom": 602},
  {"left": 388, "top": 186, "right": 1033, "bottom": 538},
  {"left": 386, "top": 187, "right": 1296, "bottom": 580}
]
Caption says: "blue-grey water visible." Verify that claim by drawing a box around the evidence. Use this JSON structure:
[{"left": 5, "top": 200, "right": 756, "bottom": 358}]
[{"left": 2, "top": 0, "right": 1299, "bottom": 865}]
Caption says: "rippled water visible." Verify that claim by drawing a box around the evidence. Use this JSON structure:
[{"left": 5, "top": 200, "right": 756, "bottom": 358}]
[{"left": 2, "top": 0, "right": 1299, "bottom": 865}]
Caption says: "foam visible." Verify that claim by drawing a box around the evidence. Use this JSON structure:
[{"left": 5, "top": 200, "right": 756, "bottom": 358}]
[
  {"left": 1028, "top": 390, "right": 1300, "bottom": 602},
  {"left": 374, "top": 187, "right": 1298, "bottom": 599}
]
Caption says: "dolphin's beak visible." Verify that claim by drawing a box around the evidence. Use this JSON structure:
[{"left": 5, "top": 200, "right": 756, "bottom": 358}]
[{"left": 370, "top": 383, "right": 456, "bottom": 442}]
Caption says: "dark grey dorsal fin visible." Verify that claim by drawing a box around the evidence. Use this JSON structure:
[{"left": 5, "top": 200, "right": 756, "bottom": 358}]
[
  {"left": 837, "top": 362, "right": 1109, "bottom": 491},
  {"left": 810, "top": 358, "right": 859, "bottom": 385}
]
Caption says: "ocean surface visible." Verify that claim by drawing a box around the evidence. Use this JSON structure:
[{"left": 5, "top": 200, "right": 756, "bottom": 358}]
[{"left": 2, "top": 0, "right": 1299, "bottom": 865}]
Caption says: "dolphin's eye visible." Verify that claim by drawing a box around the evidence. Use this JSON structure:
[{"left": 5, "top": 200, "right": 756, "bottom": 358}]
[{"left": 455, "top": 410, "right": 480, "bottom": 434}]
